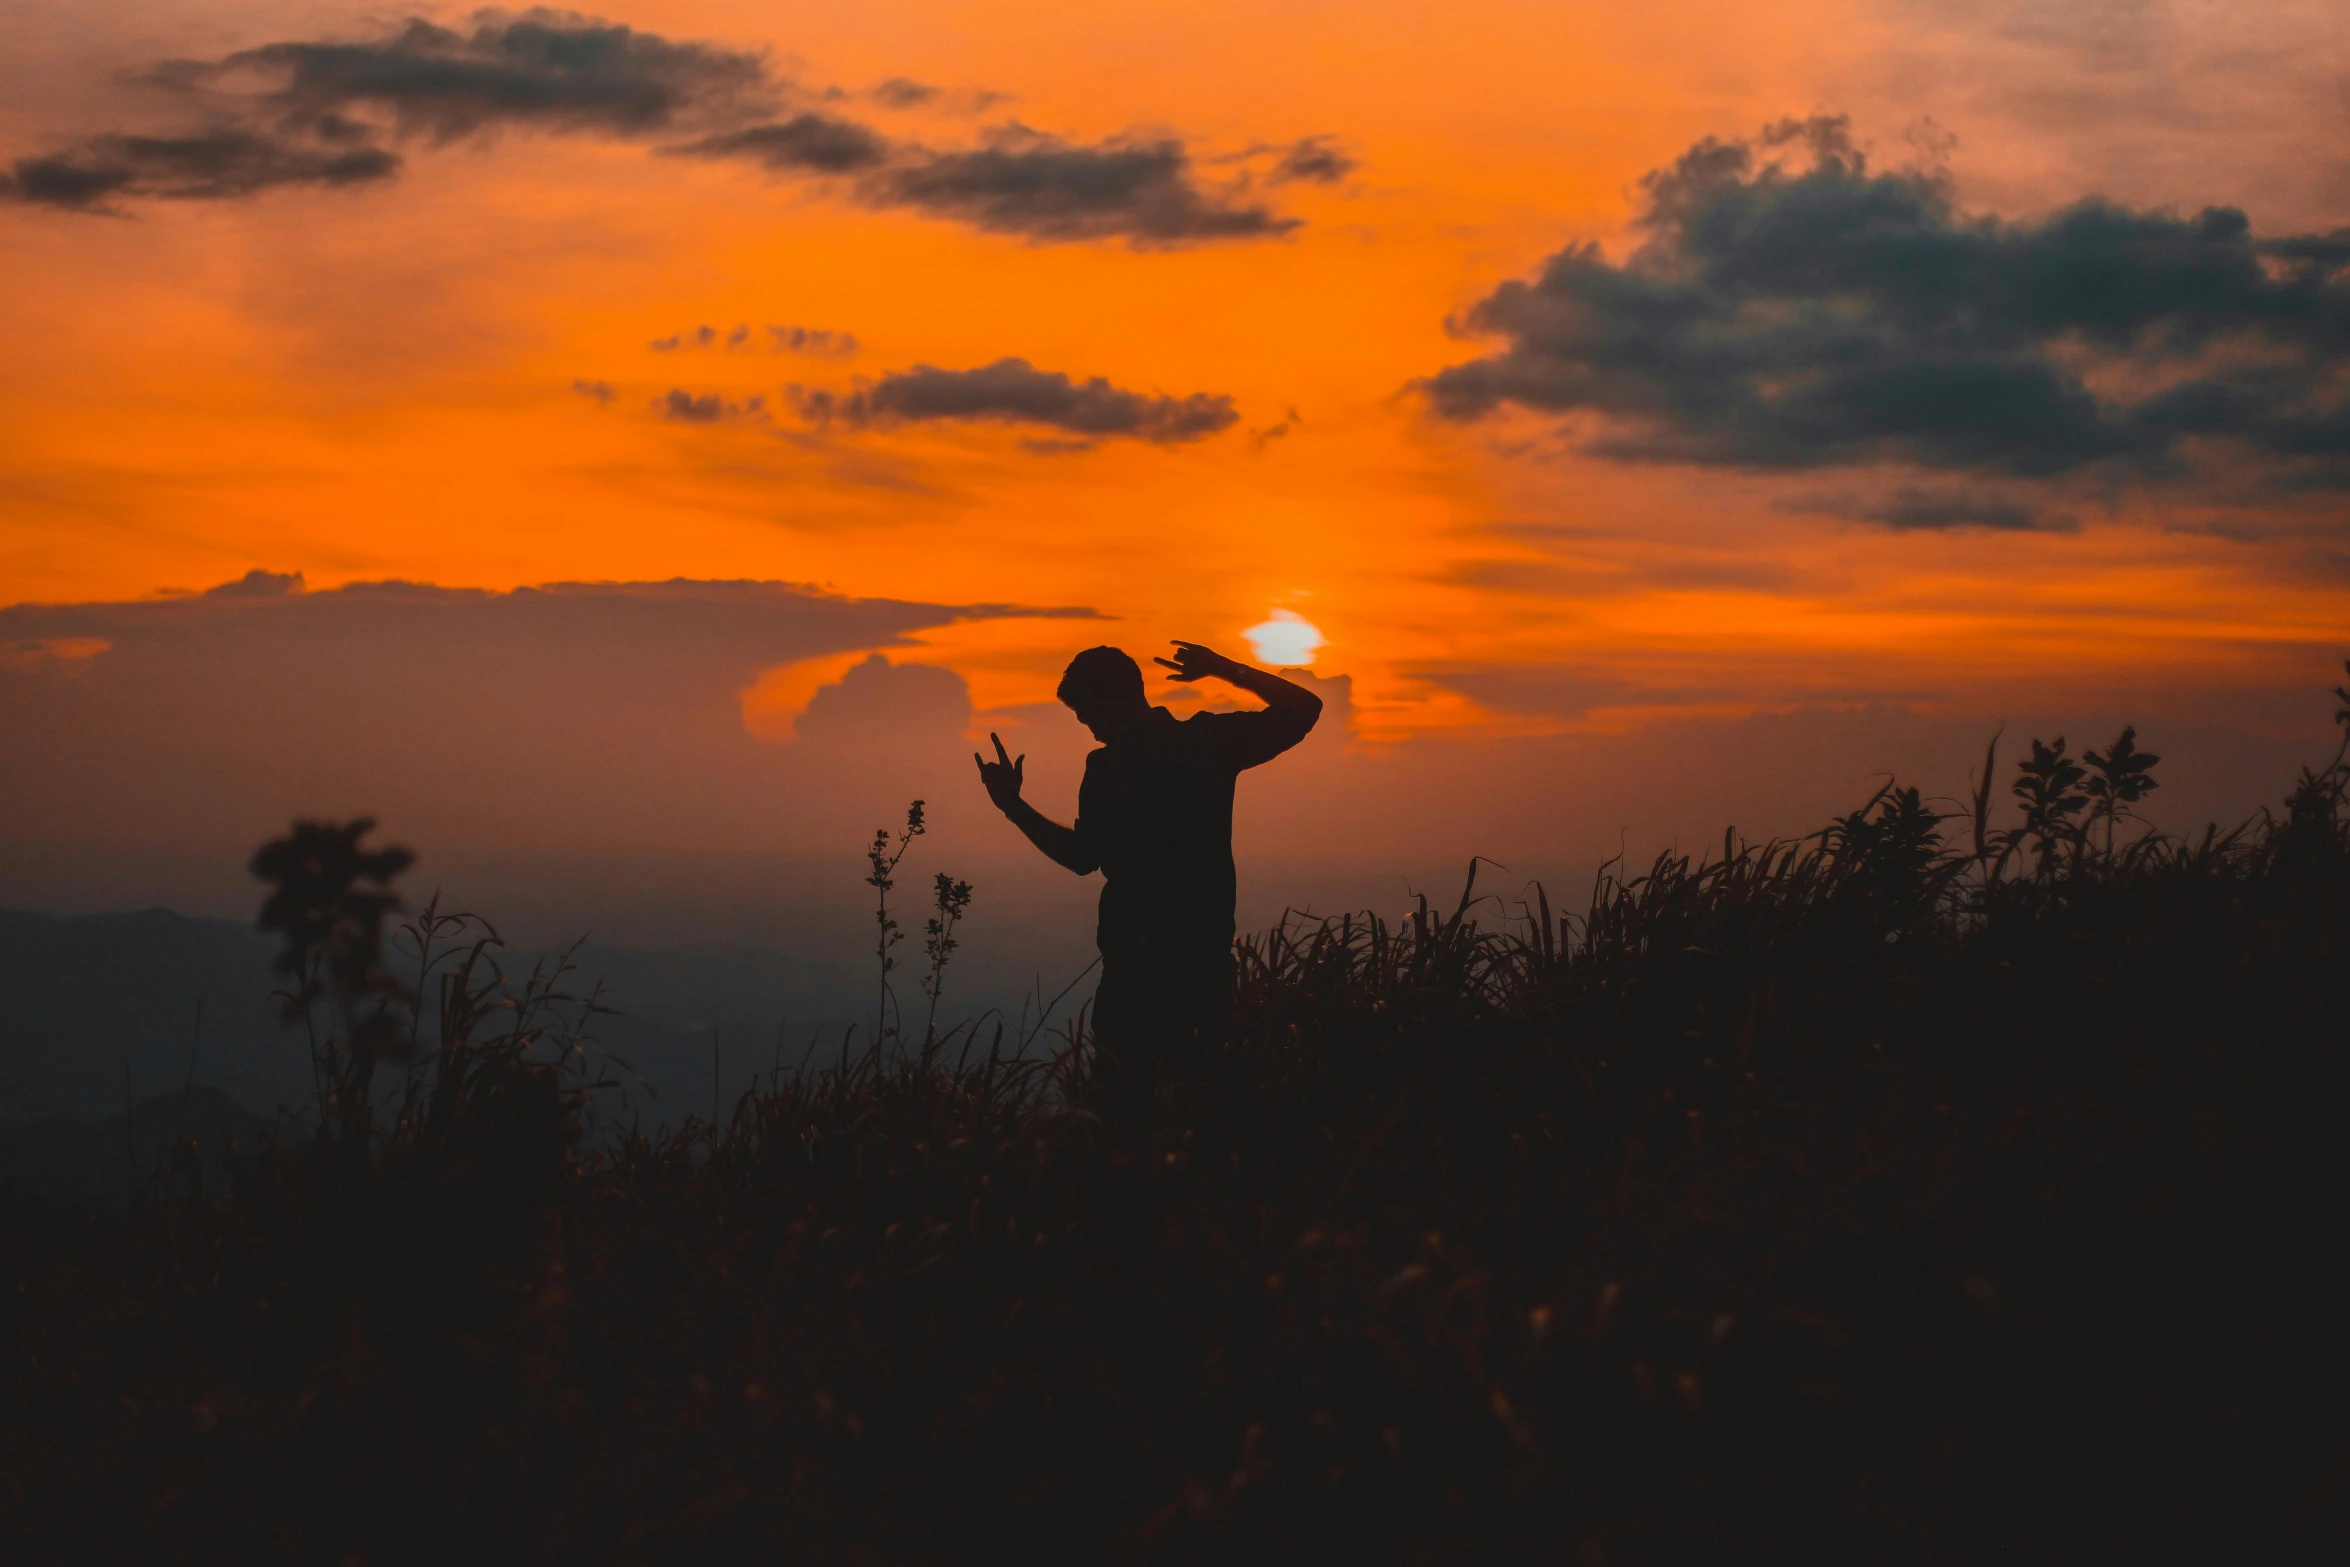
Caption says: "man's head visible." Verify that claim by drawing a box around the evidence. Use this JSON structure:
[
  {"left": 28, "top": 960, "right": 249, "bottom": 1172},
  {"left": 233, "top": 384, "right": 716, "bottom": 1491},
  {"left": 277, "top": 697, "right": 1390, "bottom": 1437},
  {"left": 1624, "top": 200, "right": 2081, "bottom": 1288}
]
[{"left": 1058, "top": 645, "right": 1151, "bottom": 741}]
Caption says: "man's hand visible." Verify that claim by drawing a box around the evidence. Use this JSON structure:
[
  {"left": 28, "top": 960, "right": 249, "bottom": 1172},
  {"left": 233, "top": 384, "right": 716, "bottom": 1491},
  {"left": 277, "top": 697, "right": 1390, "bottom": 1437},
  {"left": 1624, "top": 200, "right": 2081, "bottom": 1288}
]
[
  {"left": 1154, "top": 641, "right": 1246, "bottom": 683},
  {"left": 1160, "top": 637, "right": 1323, "bottom": 733},
  {"left": 974, "top": 732, "right": 1026, "bottom": 813}
]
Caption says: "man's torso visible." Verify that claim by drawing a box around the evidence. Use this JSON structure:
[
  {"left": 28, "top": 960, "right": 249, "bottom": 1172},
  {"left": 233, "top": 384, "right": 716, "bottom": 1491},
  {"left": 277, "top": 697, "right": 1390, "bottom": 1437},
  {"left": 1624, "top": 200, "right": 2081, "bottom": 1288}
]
[{"left": 1079, "top": 708, "right": 1241, "bottom": 952}]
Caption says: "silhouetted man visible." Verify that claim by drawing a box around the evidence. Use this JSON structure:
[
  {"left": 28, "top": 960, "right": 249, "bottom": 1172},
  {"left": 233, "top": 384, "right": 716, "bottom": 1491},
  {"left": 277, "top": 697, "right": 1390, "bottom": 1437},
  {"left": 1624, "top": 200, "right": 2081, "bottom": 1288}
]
[{"left": 976, "top": 641, "right": 1322, "bottom": 1104}]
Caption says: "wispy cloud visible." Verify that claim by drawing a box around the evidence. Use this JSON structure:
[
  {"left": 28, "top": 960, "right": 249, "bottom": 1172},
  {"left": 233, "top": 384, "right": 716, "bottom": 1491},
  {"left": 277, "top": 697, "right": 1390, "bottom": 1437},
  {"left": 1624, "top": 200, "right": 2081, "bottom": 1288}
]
[
  {"left": 3, "top": 12, "right": 1326, "bottom": 245},
  {"left": 1268, "top": 136, "right": 1356, "bottom": 185},
  {"left": 1777, "top": 485, "right": 2076, "bottom": 532},
  {"left": 656, "top": 388, "right": 766, "bottom": 423},
  {"left": 648, "top": 323, "right": 856, "bottom": 357}
]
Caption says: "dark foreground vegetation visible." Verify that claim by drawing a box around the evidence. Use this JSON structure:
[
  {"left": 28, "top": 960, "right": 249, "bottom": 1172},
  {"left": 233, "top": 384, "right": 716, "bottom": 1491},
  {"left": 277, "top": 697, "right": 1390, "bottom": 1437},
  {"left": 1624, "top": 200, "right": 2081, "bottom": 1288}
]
[{"left": 8, "top": 681, "right": 2350, "bottom": 1564}]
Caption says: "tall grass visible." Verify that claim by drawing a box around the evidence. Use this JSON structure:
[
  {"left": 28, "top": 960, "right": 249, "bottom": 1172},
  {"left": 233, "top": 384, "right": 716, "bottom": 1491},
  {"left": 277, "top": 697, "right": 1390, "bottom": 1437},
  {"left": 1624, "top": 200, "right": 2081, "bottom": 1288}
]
[{"left": 5, "top": 675, "right": 2348, "bottom": 1564}]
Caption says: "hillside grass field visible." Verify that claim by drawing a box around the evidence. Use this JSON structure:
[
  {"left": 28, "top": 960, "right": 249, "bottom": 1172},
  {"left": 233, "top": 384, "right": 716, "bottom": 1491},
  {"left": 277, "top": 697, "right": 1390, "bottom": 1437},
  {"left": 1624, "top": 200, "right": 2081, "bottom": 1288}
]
[{"left": 7, "top": 682, "right": 2350, "bottom": 1564}]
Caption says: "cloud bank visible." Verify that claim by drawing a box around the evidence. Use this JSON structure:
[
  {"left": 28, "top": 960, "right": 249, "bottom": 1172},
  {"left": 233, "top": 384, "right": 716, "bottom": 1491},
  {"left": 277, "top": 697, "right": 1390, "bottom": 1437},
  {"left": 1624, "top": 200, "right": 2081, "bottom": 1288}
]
[
  {"left": 0, "top": 573, "right": 1097, "bottom": 853},
  {"left": 1424, "top": 117, "right": 2350, "bottom": 496},
  {"left": 1, "top": 11, "right": 1316, "bottom": 245}
]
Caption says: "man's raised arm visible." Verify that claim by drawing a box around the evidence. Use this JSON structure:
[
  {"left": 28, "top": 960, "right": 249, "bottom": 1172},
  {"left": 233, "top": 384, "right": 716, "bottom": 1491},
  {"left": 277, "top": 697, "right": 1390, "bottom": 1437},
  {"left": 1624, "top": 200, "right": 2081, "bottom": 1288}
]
[
  {"left": 1156, "top": 641, "right": 1323, "bottom": 741},
  {"left": 974, "top": 733, "right": 1098, "bottom": 875}
]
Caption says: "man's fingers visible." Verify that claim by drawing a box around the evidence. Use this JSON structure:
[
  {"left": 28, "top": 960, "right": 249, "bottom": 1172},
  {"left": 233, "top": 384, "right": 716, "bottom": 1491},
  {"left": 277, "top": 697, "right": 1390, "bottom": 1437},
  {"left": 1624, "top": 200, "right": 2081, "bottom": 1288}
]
[
  {"left": 1152, "top": 657, "right": 1182, "bottom": 671},
  {"left": 1016, "top": 754, "right": 1027, "bottom": 771},
  {"left": 991, "top": 732, "right": 1013, "bottom": 764}
]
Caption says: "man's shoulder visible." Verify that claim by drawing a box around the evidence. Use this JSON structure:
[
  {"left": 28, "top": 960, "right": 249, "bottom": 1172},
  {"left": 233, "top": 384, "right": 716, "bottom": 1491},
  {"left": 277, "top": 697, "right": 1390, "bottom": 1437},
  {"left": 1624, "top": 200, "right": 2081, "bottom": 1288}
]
[
  {"left": 1179, "top": 705, "right": 1291, "bottom": 736},
  {"left": 1173, "top": 706, "right": 1257, "bottom": 743},
  {"left": 1179, "top": 696, "right": 1316, "bottom": 770}
]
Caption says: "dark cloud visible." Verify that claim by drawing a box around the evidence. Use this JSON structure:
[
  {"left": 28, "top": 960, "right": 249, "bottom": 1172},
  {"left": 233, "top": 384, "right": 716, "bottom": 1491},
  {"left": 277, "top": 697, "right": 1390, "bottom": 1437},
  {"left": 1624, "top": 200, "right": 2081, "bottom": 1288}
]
[
  {"left": 651, "top": 325, "right": 738, "bottom": 352},
  {"left": 4, "top": 12, "right": 760, "bottom": 210},
  {"left": 652, "top": 323, "right": 855, "bottom": 356},
  {"left": 1268, "top": 136, "right": 1355, "bottom": 185},
  {"left": 656, "top": 388, "right": 764, "bottom": 423},
  {"left": 679, "top": 112, "right": 890, "bottom": 174},
  {"left": 2, "top": 129, "right": 397, "bottom": 208},
  {"left": 572, "top": 377, "right": 616, "bottom": 404},
  {"left": 180, "top": 14, "right": 772, "bottom": 141},
  {"left": 5, "top": 13, "right": 1306, "bottom": 245},
  {"left": 872, "top": 128, "right": 1292, "bottom": 243},
  {"left": 797, "top": 358, "right": 1238, "bottom": 444},
  {"left": 1422, "top": 116, "right": 2350, "bottom": 489},
  {"left": 684, "top": 119, "right": 1298, "bottom": 243},
  {"left": 1247, "top": 405, "right": 1304, "bottom": 453},
  {"left": 651, "top": 324, "right": 751, "bottom": 351},
  {"left": 768, "top": 325, "right": 856, "bottom": 358},
  {"left": 1779, "top": 485, "right": 2073, "bottom": 532},
  {"left": 864, "top": 80, "right": 1015, "bottom": 117},
  {"left": 869, "top": 78, "right": 938, "bottom": 110},
  {"left": 2268, "top": 231, "right": 2350, "bottom": 269}
]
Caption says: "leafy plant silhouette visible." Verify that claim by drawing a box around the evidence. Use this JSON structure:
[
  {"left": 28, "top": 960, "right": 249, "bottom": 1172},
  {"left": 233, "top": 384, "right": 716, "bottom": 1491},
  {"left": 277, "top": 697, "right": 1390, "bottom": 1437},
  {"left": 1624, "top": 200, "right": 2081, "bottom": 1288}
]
[
  {"left": 2007, "top": 735, "right": 2091, "bottom": 875},
  {"left": 2283, "top": 660, "right": 2350, "bottom": 842},
  {"left": 2083, "top": 726, "right": 2161, "bottom": 853}
]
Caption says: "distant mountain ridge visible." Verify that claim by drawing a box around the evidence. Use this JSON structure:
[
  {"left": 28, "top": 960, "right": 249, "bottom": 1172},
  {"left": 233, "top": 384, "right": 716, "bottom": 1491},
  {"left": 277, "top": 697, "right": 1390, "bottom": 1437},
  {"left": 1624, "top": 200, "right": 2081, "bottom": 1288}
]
[
  {"left": 0, "top": 906, "right": 872, "bottom": 1190},
  {"left": 0, "top": 906, "right": 296, "bottom": 1123}
]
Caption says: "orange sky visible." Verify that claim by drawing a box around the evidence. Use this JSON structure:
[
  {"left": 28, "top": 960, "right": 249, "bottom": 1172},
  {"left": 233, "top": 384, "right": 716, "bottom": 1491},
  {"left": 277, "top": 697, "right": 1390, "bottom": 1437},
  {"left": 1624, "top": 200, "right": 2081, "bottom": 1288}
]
[{"left": 4, "top": 0, "right": 2347, "bottom": 887}]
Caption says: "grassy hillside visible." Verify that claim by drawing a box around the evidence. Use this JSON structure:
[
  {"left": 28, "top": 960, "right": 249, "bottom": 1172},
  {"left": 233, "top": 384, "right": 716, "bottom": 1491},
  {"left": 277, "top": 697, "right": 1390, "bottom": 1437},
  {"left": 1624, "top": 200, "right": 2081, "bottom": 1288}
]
[{"left": 5, "top": 684, "right": 2348, "bottom": 1564}]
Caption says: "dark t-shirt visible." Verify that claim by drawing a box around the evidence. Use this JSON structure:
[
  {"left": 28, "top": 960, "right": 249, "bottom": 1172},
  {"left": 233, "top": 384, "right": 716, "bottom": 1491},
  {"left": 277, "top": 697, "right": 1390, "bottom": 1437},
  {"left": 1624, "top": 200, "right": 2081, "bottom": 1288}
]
[{"left": 1074, "top": 704, "right": 1315, "bottom": 955}]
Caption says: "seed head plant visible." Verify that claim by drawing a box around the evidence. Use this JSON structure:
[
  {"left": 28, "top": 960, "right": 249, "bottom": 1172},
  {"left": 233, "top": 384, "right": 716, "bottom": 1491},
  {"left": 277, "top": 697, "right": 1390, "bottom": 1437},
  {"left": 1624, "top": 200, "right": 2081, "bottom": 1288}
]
[
  {"left": 866, "top": 799, "right": 926, "bottom": 1043},
  {"left": 921, "top": 870, "right": 976, "bottom": 1056}
]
